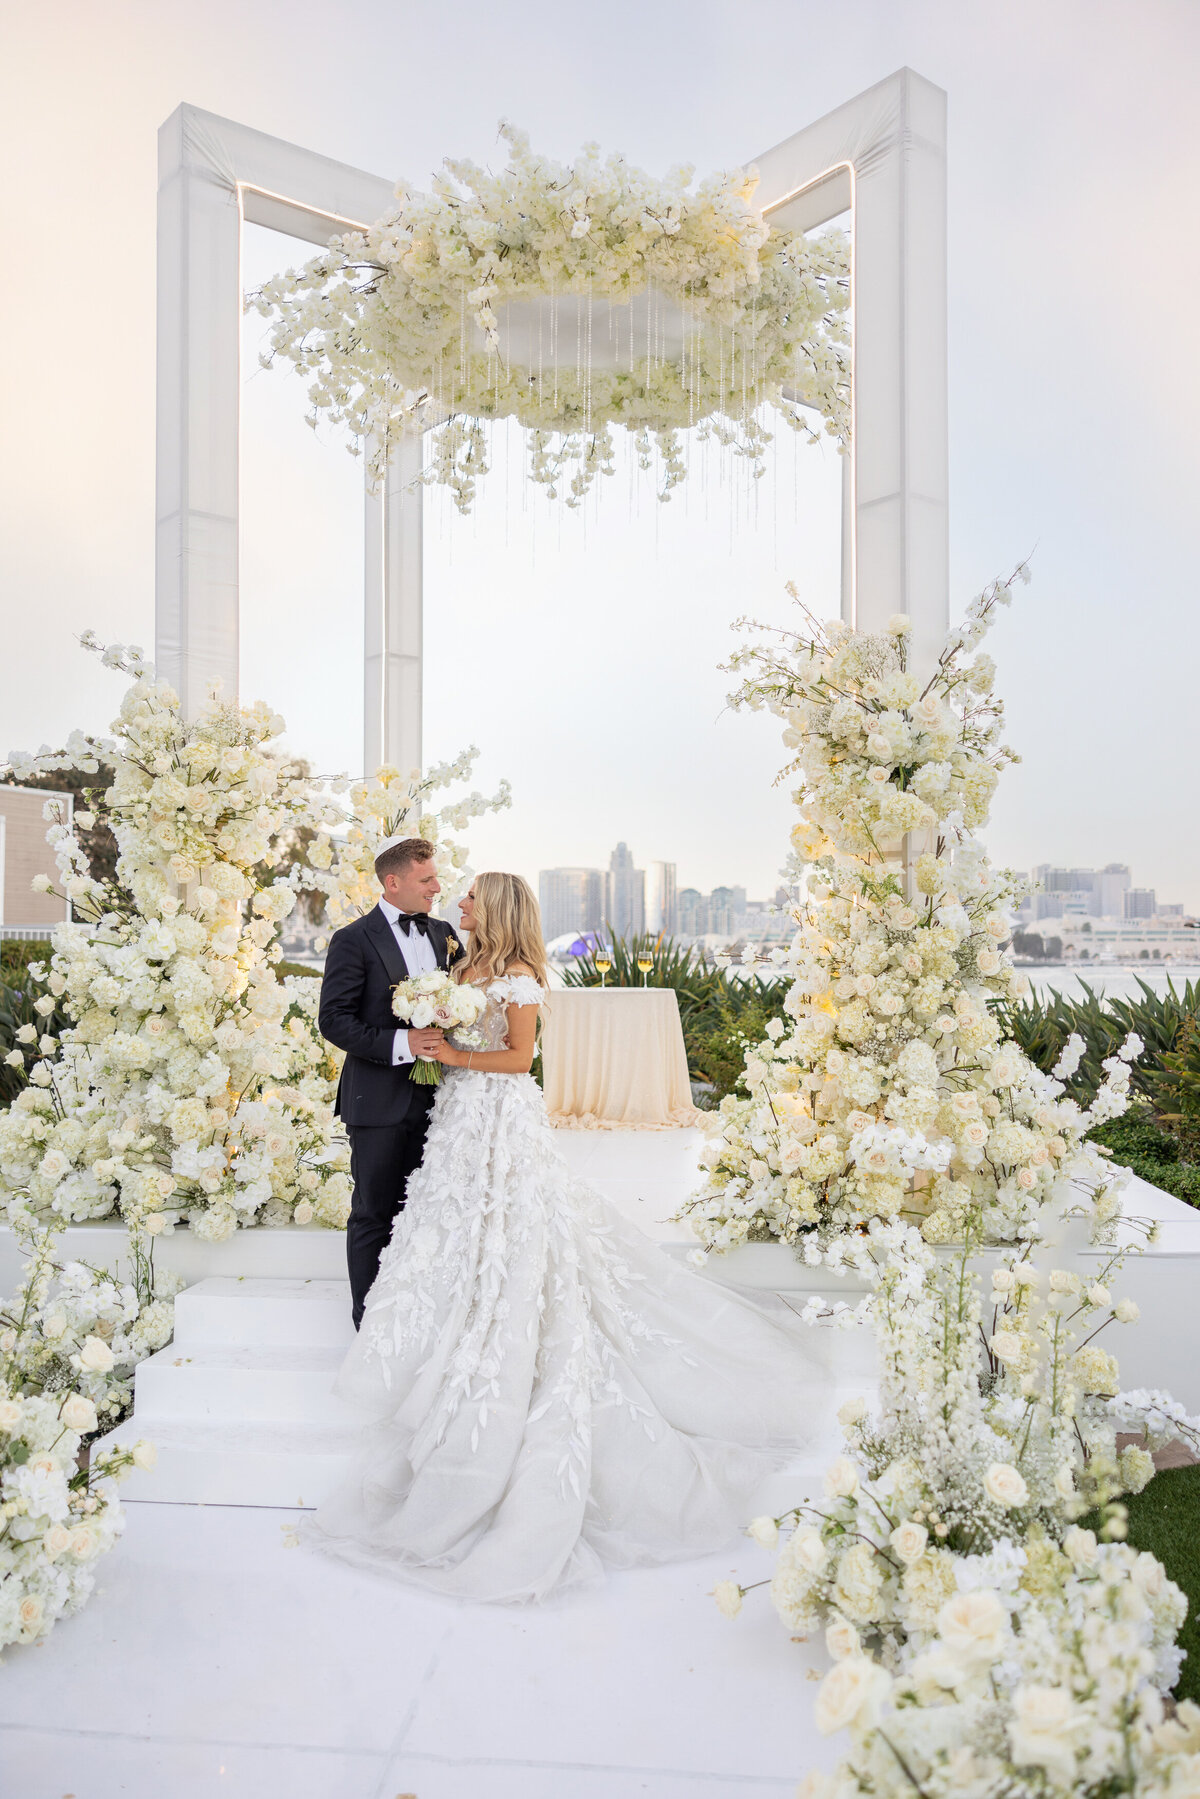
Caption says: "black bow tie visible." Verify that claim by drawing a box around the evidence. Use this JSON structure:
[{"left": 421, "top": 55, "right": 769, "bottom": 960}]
[{"left": 395, "top": 912, "right": 433, "bottom": 938}]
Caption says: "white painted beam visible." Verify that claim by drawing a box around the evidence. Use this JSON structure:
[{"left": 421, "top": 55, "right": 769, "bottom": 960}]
[{"left": 754, "top": 68, "right": 949, "bottom": 677}]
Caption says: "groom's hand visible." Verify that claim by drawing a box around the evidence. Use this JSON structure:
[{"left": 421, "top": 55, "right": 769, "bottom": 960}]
[{"left": 408, "top": 1027, "right": 446, "bottom": 1057}]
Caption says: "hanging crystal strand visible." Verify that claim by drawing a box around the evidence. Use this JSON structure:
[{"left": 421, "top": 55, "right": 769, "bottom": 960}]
[{"left": 586, "top": 279, "right": 593, "bottom": 438}]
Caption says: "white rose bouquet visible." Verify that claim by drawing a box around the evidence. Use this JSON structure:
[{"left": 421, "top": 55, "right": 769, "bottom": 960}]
[{"left": 391, "top": 973, "right": 487, "bottom": 1086}]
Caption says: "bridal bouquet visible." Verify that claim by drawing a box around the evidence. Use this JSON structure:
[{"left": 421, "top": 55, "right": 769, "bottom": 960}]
[{"left": 391, "top": 973, "right": 487, "bottom": 1086}]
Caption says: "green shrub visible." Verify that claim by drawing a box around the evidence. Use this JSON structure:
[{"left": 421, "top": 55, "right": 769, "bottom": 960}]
[
  {"left": 0, "top": 945, "right": 69, "bottom": 1107},
  {"left": 1001, "top": 976, "right": 1200, "bottom": 1209}
]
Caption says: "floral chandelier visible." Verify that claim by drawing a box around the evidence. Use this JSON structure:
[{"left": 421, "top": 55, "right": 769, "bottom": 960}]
[{"left": 250, "top": 125, "right": 851, "bottom": 512}]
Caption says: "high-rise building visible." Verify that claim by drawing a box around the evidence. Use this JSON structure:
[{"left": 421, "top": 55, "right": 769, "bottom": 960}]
[
  {"left": 605, "top": 842, "right": 645, "bottom": 938},
  {"left": 1124, "top": 888, "right": 1157, "bottom": 920},
  {"left": 538, "top": 867, "right": 605, "bottom": 942},
  {"left": 645, "top": 861, "right": 678, "bottom": 936},
  {"left": 707, "top": 885, "right": 746, "bottom": 937},
  {"left": 1097, "top": 864, "right": 1132, "bottom": 918},
  {"left": 677, "top": 887, "right": 707, "bottom": 936}
]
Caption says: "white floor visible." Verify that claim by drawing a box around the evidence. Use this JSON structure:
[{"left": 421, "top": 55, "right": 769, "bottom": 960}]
[
  {"left": 12, "top": 1128, "right": 1200, "bottom": 1796},
  {"left": 2, "top": 1127, "right": 838, "bottom": 1798},
  {"left": 0, "top": 1500, "right": 834, "bottom": 1798}
]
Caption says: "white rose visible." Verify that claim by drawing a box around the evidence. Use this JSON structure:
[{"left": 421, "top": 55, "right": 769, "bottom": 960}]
[
  {"left": 825, "top": 1615, "right": 861, "bottom": 1661},
  {"left": 889, "top": 1520, "right": 929, "bottom": 1566},
  {"left": 18, "top": 1594, "right": 44, "bottom": 1633},
  {"left": 791, "top": 1527, "right": 828, "bottom": 1574},
  {"left": 68, "top": 1523, "right": 97, "bottom": 1559},
  {"left": 813, "top": 1655, "right": 891, "bottom": 1736},
  {"left": 991, "top": 1269, "right": 1016, "bottom": 1294},
  {"left": 747, "top": 1515, "right": 779, "bottom": 1549},
  {"left": 78, "top": 1335, "right": 116, "bottom": 1373},
  {"left": 837, "top": 1396, "right": 868, "bottom": 1429},
  {"left": 0, "top": 1397, "right": 23, "bottom": 1431},
  {"left": 989, "top": 1330, "right": 1023, "bottom": 1364},
  {"left": 937, "top": 1588, "right": 1010, "bottom": 1663},
  {"left": 132, "top": 1440, "right": 158, "bottom": 1471},
  {"left": 1115, "top": 1299, "right": 1140, "bottom": 1323},
  {"left": 293, "top": 1200, "right": 314, "bottom": 1226},
  {"left": 983, "top": 1462, "right": 1029, "bottom": 1508},
  {"left": 4, "top": 1049, "right": 24, "bottom": 1069},
  {"left": 824, "top": 1457, "right": 861, "bottom": 1500},
  {"left": 1009, "top": 1685, "right": 1078, "bottom": 1776},
  {"left": 1086, "top": 1284, "right": 1110, "bottom": 1308},
  {"left": 60, "top": 1392, "right": 99, "bottom": 1434},
  {"left": 43, "top": 1522, "right": 72, "bottom": 1559},
  {"left": 712, "top": 1580, "right": 742, "bottom": 1619}
]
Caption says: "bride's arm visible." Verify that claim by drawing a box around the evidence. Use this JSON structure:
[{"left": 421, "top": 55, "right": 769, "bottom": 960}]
[{"left": 435, "top": 997, "right": 539, "bottom": 1074}]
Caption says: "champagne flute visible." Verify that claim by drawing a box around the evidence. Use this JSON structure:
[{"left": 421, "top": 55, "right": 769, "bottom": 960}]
[
  {"left": 636, "top": 949, "right": 654, "bottom": 987},
  {"left": 593, "top": 945, "right": 612, "bottom": 989}
]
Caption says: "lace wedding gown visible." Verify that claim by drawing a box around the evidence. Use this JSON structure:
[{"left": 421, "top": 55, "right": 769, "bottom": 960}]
[{"left": 311, "top": 976, "right": 825, "bottom": 1604}]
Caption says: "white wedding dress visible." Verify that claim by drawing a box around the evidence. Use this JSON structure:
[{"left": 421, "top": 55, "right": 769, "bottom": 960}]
[{"left": 310, "top": 976, "right": 824, "bottom": 1604}]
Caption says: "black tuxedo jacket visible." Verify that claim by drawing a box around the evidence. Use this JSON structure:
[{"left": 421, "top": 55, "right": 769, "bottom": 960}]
[{"left": 318, "top": 906, "right": 465, "bottom": 1128}]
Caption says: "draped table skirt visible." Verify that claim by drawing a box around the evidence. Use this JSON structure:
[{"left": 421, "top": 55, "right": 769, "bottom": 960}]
[{"left": 541, "top": 988, "right": 703, "bottom": 1130}]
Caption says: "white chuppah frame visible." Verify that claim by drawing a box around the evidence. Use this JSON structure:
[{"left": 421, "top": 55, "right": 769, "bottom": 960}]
[{"left": 154, "top": 67, "right": 948, "bottom": 769}]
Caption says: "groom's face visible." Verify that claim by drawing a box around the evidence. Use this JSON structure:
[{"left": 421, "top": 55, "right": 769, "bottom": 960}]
[{"left": 384, "top": 856, "right": 441, "bottom": 915}]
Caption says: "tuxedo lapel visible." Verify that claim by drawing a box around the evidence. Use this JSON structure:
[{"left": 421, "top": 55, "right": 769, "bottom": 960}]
[{"left": 364, "top": 905, "right": 410, "bottom": 986}]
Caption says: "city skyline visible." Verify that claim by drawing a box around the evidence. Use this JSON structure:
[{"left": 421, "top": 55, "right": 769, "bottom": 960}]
[{"left": 3, "top": 6, "right": 1198, "bottom": 912}]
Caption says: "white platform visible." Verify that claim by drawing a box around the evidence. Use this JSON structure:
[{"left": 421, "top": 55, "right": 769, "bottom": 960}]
[{"left": 68, "top": 1131, "right": 1200, "bottom": 1510}]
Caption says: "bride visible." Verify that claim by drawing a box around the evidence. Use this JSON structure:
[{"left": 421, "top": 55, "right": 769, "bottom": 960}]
[{"left": 311, "top": 871, "right": 824, "bottom": 1603}]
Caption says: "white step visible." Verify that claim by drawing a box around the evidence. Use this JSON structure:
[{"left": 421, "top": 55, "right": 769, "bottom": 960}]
[
  {"left": 95, "top": 1417, "right": 357, "bottom": 1509},
  {"left": 132, "top": 1343, "right": 352, "bottom": 1425},
  {"left": 173, "top": 1276, "right": 354, "bottom": 1348}
]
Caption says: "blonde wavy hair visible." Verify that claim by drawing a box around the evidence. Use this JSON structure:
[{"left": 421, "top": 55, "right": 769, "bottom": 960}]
[{"left": 459, "top": 871, "right": 550, "bottom": 991}]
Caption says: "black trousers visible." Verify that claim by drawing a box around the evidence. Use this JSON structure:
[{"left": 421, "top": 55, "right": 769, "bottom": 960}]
[{"left": 345, "top": 1101, "right": 434, "bottom": 1327}]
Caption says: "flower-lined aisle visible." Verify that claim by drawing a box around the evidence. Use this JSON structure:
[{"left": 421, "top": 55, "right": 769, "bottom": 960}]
[{"left": 690, "top": 579, "right": 1200, "bottom": 1795}]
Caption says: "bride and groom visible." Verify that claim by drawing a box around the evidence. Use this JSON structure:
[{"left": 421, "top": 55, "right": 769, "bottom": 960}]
[{"left": 315, "top": 836, "right": 819, "bottom": 1603}]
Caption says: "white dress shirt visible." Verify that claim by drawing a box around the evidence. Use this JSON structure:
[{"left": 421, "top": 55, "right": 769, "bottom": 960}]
[{"left": 378, "top": 897, "right": 440, "bottom": 1066}]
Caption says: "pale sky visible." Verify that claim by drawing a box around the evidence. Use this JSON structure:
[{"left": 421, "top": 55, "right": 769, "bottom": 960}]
[{"left": 3, "top": 1, "right": 1199, "bottom": 906}]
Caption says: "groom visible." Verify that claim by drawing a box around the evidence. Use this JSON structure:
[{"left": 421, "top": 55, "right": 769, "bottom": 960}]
[{"left": 318, "top": 837, "right": 464, "bottom": 1326}]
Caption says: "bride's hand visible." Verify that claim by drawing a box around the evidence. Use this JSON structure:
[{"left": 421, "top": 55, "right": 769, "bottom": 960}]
[{"left": 434, "top": 1042, "right": 466, "bottom": 1066}]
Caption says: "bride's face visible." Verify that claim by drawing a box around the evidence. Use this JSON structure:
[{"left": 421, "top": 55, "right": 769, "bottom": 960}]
[{"left": 459, "top": 885, "right": 477, "bottom": 931}]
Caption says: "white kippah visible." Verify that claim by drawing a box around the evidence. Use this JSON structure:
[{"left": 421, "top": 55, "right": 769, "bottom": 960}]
[{"left": 375, "top": 834, "right": 408, "bottom": 855}]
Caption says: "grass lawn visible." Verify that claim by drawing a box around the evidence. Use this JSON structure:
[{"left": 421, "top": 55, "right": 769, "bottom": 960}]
[{"left": 1120, "top": 1464, "right": 1200, "bottom": 1703}]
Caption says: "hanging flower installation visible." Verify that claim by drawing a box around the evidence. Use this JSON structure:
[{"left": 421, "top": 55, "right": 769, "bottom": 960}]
[
  {"left": 0, "top": 638, "right": 508, "bottom": 1241},
  {"left": 249, "top": 124, "right": 850, "bottom": 513},
  {"left": 679, "top": 571, "right": 1138, "bottom": 1258}
]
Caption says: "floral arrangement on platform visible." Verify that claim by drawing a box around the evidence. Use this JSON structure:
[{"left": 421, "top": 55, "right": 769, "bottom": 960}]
[
  {"left": 0, "top": 637, "right": 506, "bottom": 1241},
  {"left": 715, "top": 1220, "right": 1200, "bottom": 1797},
  {"left": 679, "top": 571, "right": 1138, "bottom": 1259},
  {"left": 799, "top": 1546, "right": 1200, "bottom": 1799},
  {"left": 0, "top": 1222, "right": 154, "bottom": 1652},
  {"left": 249, "top": 123, "right": 850, "bottom": 512}
]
